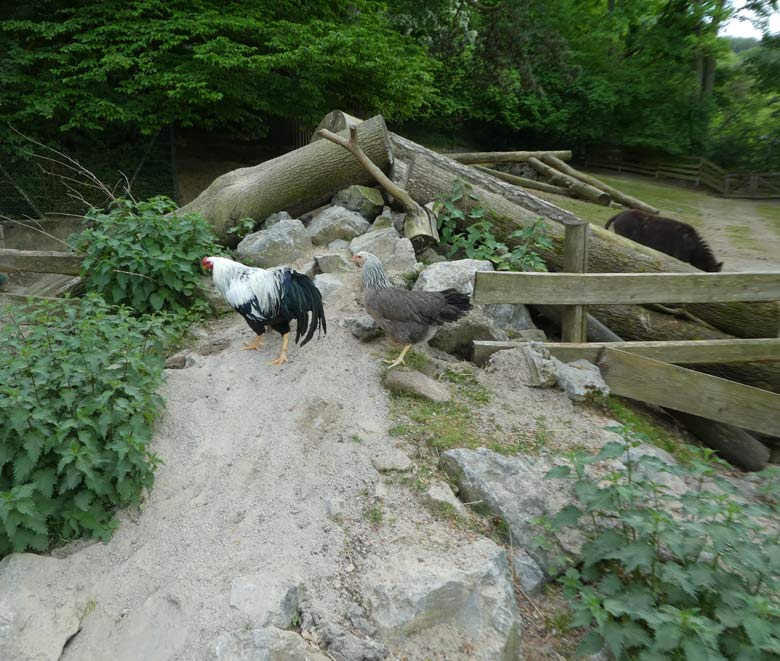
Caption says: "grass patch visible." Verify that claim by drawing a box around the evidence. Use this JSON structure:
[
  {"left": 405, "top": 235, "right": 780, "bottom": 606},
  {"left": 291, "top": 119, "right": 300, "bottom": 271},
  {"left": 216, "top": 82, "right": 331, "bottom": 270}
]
[
  {"left": 532, "top": 170, "right": 710, "bottom": 228},
  {"left": 383, "top": 347, "right": 430, "bottom": 371},
  {"left": 725, "top": 224, "right": 759, "bottom": 249},
  {"left": 756, "top": 202, "right": 780, "bottom": 235},
  {"left": 599, "top": 396, "right": 705, "bottom": 464},
  {"left": 364, "top": 503, "right": 383, "bottom": 526}
]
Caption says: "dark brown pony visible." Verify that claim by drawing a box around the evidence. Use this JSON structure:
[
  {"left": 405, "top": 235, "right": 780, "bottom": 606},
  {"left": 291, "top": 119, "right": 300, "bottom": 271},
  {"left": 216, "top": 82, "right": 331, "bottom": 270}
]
[{"left": 605, "top": 209, "right": 723, "bottom": 272}]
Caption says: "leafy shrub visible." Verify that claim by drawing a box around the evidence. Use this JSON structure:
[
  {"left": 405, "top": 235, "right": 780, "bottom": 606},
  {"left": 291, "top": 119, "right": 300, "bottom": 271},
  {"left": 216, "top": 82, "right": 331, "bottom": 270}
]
[
  {"left": 434, "top": 179, "right": 551, "bottom": 272},
  {"left": 0, "top": 295, "right": 175, "bottom": 556},
  {"left": 539, "top": 430, "right": 780, "bottom": 660},
  {"left": 72, "top": 196, "right": 221, "bottom": 315},
  {"left": 226, "top": 216, "right": 258, "bottom": 240}
]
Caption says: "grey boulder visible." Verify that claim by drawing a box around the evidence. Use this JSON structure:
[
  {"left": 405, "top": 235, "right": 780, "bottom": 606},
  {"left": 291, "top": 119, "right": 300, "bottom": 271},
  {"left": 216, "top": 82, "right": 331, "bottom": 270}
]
[
  {"left": 332, "top": 185, "right": 385, "bottom": 221},
  {"left": 307, "top": 206, "right": 371, "bottom": 246},
  {"left": 349, "top": 228, "right": 417, "bottom": 272},
  {"left": 236, "top": 219, "right": 312, "bottom": 268}
]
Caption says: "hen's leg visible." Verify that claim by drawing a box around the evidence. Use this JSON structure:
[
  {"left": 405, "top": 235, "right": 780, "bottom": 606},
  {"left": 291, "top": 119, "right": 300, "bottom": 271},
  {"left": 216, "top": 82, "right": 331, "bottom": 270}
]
[
  {"left": 242, "top": 335, "right": 264, "bottom": 351},
  {"left": 384, "top": 344, "right": 411, "bottom": 369},
  {"left": 270, "top": 333, "right": 290, "bottom": 366}
]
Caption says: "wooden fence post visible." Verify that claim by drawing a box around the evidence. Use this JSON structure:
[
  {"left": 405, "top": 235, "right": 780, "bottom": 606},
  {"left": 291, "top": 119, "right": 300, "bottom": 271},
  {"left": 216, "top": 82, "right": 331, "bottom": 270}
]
[{"left": 561, "top": 220, "right": 589, "bottom": 342}]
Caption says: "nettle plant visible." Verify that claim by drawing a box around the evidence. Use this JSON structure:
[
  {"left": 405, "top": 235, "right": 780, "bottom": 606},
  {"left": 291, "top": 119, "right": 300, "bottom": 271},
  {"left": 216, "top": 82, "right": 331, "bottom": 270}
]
[
  {"left": 538, "top": 429, "right": 780, "bottom": 660},
  {"left": 0, "top": 296, "right": 174, "bottom": 555},
  {"left": 72, "top": 196, "right": 221, "bottom": 315},
  {"left": 434, "top": 179, "right": 551, "bottom": 272}
]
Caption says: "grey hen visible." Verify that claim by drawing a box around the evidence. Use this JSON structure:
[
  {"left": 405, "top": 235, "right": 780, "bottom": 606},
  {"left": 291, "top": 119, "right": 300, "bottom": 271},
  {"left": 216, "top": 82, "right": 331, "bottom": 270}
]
[{"left": 351, "top": 251, "right": 472, "bottom": 368}]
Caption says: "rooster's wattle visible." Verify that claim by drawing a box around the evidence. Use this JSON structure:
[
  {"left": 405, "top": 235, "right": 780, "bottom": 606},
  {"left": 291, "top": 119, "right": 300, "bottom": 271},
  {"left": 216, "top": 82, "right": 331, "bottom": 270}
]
[{"left": 201, "top": 256, "right": 326, "bottom": 366}]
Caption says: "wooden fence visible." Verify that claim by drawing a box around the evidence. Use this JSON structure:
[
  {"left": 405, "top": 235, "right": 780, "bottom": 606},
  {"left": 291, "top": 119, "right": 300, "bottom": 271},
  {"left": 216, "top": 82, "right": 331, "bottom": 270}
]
[
  {"left": 585, "top": 148, "right": 780, "bottom": 199},
  {"left": 471, "top": 223, "right": 780, "bottom": 436}
]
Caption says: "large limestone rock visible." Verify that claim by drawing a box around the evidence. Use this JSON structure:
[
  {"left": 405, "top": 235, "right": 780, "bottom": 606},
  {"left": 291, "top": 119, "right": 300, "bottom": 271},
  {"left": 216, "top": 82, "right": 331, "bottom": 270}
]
[
  {"left": 363, "top": 537, "right": 522, "bottom": 660},
  {"left": 307, "top": 206, "right": 371, "bottom": 245},
  {"left": 349, "top": 228, "right": 417, "bottom": 272},
  {"left": 229, "top": 576, "right": 303, "bottom": 628},
  {"left": 263, "top": 210, "right": 293, "bottom": 229},
  {"left": 0, "top": 554, "right": 81, "bottom": 661},
  {"left": 413, "top": 259, "right": 494, "bottom": 296},
  {"left": 314, "top": 273, "right": 344, "bottom": 299},
  {"left": 347, "top": 314, "right": 382, "bottom": 341},
  {"left": 314, "top": 253, "right": 356, "bottom": 273},
  {"left": 197, "top": 274, "right": 234, "bottom": 314},
  {"left": 487, "top": 345, "right": 609, "bottom": 401},
  {"left": 483, "top": 303, "right": 536, "bottom": 337},
  {"left": 440, "top": 448, "right": 583, "bottom": 573},
  {"left": 236, "top": 219, "right": 312, "bottom": 268},
  {"left": 429, "top": 308, "right": 509, "bottom": 360},
  {"left": 332, "top": 185, "right": 385, "bottom": 221},
  {"left": 556, "top": 359, "right": 610, "bottom": 402},
  {"left": 383, "top": 369, "right": 452, "bottom": 403},
  {"left": 211, "top": 627, "right": 330, "bottom": 661}
]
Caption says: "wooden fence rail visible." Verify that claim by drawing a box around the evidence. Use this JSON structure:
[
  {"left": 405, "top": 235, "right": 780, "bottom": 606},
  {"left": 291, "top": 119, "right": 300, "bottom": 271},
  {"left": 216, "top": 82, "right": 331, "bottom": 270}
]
[
  {"left": 585, "top": 149, "right": 780, "bottom": 198},
  {"left": 473, "top": 338, "right": 780, "bottom": 367},
  {"left": 0, "top": 249, "right": 83, "bottom": 275},
  {"left": 473, "top": 271, "right": 780, "bottom": 305},
  {"left": 471, "top": 266, "right": 780, "bottom": 436}
]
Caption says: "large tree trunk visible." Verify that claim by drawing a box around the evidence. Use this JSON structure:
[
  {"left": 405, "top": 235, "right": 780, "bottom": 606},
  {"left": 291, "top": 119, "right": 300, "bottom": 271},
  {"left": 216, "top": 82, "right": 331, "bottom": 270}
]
[
  {"left": 179, "top": 115, "right": 393, "bottom": 243},
  {"left": 396, "top": 142, "right": 780, "bottom": 339}
]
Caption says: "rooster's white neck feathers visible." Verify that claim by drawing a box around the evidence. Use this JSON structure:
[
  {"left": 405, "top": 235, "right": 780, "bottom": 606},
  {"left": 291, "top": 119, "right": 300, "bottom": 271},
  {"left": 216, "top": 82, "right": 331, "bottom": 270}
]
[{"left": 207, "top": 256, "right": 282, "bottom": 317}]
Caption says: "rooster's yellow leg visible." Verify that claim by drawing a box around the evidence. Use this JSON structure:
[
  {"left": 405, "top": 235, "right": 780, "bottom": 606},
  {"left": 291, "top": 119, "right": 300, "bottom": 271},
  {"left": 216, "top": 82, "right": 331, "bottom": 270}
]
[
  {"left": 242, "top": 335, "right": 264, "bottom": 351},
  {"left": 270, "top": 333, "right": 290, "bottom": 366},
  {"left": 384, "top": 344, "right": 411, "bottom": 369}
]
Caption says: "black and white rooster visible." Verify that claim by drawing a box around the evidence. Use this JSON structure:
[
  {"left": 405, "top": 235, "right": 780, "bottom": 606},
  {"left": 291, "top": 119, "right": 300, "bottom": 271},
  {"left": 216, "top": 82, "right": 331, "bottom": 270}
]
[{"left": 201, "top": 256, "right": 326, "bottom": 366}]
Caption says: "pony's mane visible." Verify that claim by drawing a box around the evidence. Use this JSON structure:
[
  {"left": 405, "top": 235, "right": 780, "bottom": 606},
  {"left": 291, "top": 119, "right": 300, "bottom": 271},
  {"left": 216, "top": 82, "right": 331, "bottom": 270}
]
[{"left": 690, "top": 231, "right": 720, "bottom": 271}]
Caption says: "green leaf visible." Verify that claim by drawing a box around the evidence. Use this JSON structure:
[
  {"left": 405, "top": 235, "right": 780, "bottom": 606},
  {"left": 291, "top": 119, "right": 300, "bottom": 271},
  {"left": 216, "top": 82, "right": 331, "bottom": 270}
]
[
  {"left": 544, "top": 465, "right": 571, "bottom": 480},
  {"left": 72, "top": 491, "right": 92, "bottom": 512}
]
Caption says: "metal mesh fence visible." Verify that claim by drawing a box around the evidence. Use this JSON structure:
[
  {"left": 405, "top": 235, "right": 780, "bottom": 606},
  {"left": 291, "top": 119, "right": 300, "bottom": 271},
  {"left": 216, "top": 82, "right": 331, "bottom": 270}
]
[{"left": 0, "top": 129, "right": 177, "bottom": 218}]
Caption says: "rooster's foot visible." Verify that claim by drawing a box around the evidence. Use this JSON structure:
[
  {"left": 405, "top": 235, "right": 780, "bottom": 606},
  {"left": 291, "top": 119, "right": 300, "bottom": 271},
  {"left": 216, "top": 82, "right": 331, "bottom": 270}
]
[
  {"left": 270, "top": 353, "right": 288, "bottom": 367},
  {"left": 241, "top": 336, "right": 264, "bottom": 351},
  {"left": 383, "top": 344, "right": 412, "bottom": 369}
]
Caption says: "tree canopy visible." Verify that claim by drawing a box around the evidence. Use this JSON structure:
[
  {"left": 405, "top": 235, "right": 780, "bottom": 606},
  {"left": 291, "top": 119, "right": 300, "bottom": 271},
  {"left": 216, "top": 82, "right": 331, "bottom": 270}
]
[{"left": 1, "top": 0, "right": 779, "bottom": 169}]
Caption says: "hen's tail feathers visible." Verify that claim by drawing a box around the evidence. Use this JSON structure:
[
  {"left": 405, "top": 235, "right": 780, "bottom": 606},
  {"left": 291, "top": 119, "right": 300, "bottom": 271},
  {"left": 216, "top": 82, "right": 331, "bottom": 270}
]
[
  {"left": 605, "top": 215, "right": 616, "bottom": 230},
  {"left": 438, "top": 288, "right": 472, "bottom": 323},
  {"left": 286, "top": 271, "right": 327, "bottom": 346}
]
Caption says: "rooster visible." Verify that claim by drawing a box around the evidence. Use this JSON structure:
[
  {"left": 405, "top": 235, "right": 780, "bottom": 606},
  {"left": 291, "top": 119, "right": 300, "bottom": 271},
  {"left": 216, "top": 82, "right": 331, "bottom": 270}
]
[
  {"left": 351, "top": 251, "right": 472, "bottom": 368},
  {"left": 201, "top": 256, "right": 326, "bottom": 366}
]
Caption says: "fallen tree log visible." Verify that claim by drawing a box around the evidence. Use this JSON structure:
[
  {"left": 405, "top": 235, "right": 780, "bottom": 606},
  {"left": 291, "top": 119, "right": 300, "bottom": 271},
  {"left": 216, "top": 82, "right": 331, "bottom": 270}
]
[
  {"left": 671, "top": 411, "right": 769, "bottom": 472},
  {"left": 179, "top": 114, "right": 393, "bottom": 243},
  {"left": 445, "top": 150, "right": 572, "bottom": 165},
  {"left": 539, "top": 153, "right": 659, "bottom": 214},
  {"left": 398, "top": 147, "right": 780, "bottom": 339},
  {"left": 587, "top": 304, "right": 780, "bottom": 393},
  {"left": 528, "top": 157, "right": 612, "bottom": 206},
  {"left": 474, "top": 166, "right": 575, "bottom": 197}
]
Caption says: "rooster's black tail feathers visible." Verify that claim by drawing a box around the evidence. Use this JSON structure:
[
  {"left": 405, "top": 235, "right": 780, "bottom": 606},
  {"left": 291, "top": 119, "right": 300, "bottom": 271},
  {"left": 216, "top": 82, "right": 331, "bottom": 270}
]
[
  {"left": 438, "top": 288, "right": 472, "bottom": 323},
  {"left": 285, "top": 271, "right": 327, "bottom": 346}
]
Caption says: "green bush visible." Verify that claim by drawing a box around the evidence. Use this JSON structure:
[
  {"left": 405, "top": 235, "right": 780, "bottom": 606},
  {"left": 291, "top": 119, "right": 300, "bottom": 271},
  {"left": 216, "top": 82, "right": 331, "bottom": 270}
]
[
  {"left": 0, "top": 295, "right": 176, "bottom": 556},
  {"left": 434, "top": 179, "right": 551, "bottom": 272},
  {"left": 72, "top": 196, "right": 221, "bottom": 315},
  {"left": 540, "top": 430, "right": 780, "bottom": 660}
]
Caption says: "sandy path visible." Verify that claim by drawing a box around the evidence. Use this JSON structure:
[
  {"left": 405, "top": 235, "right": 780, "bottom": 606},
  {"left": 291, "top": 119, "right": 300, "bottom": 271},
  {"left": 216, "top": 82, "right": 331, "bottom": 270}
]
[
  {"left": 696, "top": 197, "right": 780, "bottom": 272},
  {"left": 44, "top": 275, "right": 436, "bottom": 659}
]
